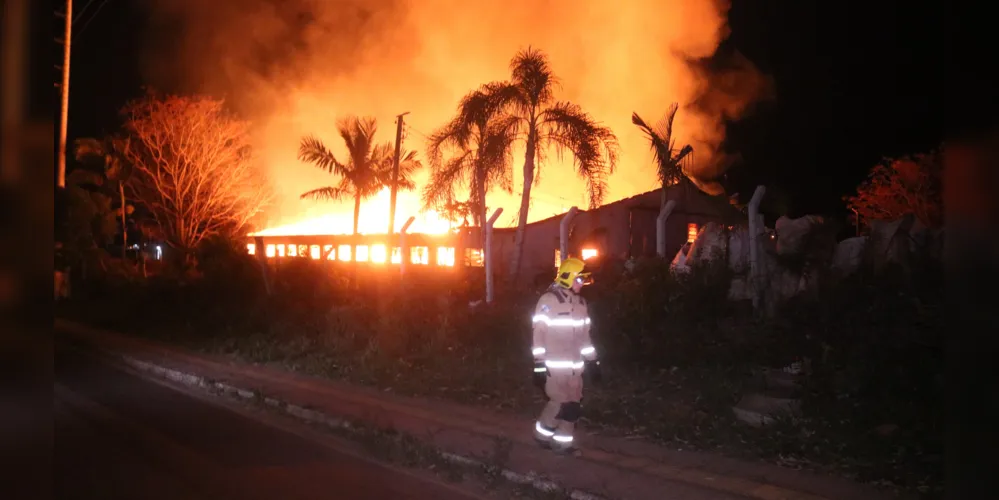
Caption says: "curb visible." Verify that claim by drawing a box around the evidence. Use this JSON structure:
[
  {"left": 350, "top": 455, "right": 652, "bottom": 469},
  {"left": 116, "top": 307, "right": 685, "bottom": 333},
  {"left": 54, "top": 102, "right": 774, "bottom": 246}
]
[{"left": 115, "top": 353, "right": 608, "bottom": 500}]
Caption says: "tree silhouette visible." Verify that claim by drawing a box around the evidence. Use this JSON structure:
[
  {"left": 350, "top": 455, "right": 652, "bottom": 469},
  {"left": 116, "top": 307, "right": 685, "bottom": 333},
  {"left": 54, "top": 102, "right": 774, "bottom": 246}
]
[{"left": 484, "top": 47, "right": 619, "bottom": 280}]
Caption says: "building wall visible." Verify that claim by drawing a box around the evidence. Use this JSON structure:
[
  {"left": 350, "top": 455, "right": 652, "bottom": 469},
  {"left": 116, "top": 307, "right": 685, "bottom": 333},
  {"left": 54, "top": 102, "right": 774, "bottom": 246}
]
[
  {"left": 248, "top": 181, "right": 748, "bottom": 282},
  {"left": 485, "top": 183, "right": 746, "bottom": 282}
]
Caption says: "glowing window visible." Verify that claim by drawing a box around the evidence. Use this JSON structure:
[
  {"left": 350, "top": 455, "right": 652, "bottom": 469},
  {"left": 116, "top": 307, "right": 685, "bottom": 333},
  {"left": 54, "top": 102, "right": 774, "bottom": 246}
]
[
  {"left": 466, "top": 248, "right": 484, "bottom": 267},
  {"left": 554, "top": 249, "right": 561, "bottom": 268},
  {"left": 437, "top": 247, "right": 455, "bottom": 266},
  {"left": 247, "top": 243, "right": 256, "bottom": 255},
  {"left": 323, "top": 245, "right": 335, "bottom": 260},
  {"left": 581, "top": 248, "right": 598, "bottom": 261},
  {"left": 338, "top": 245, "right": 351, "bottom": 262},
  {"left": 309, "top": 245, "right": 321, "bottom": 260},
  {"left": 298, "top": 245, "right": 308, "bottom": 258},
  {"left": 687, "top": 223, "right": 698, "bottom": 243},
  {"left": 356, "top": 245, "right": 369, "bottom": 262},
  {"left": 390, "top": 247, "right": 402, "bottom": 264},
  {"left": 277, "top": 244, "right": 286, "bottom": 257},
  {"left": 266, "top": 244, "right": 276, "bottom": 258},
  {"left": 411, "top": 246, "right": 429, "bottom": 265},
  {"left": 370, "top": 244, "right": 387, "bottom": 263},
  {"left": 287, "top": 244, "right": 297, "bottom": 257}
]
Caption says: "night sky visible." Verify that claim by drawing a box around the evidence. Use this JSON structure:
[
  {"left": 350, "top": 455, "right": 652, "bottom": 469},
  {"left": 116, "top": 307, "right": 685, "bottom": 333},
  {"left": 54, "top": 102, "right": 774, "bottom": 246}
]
[{"left": 60, "top": 0, "right": 970, "bottom": 220}]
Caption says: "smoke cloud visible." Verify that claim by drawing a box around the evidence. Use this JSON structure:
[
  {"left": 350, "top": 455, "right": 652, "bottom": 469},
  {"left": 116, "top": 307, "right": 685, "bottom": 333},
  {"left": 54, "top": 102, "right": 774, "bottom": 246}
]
[{"left": 140, "top": 0, "right": 771, "bottom": 230}]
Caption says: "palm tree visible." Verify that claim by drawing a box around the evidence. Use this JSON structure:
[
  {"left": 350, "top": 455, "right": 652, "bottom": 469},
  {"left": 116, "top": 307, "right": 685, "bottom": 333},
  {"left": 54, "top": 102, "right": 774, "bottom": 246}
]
[
  {"left": 298, "top": 116, "right": 422, "bottom": 257},
  {"left": 631, "top": 103, "right": 694, "bottom": 207},
  {"left": 484, "top": 47, "right": 620, "bottom": 281},
  {"left": 422, "top": 89, "right": 518, "bottom": 248}
]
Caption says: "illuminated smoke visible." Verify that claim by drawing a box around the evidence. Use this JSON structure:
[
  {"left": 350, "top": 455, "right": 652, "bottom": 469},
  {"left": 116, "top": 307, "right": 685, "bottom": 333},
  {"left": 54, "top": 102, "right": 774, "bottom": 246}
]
[{"left": 140, "top": 0, "right": 771, "bottom": 232}]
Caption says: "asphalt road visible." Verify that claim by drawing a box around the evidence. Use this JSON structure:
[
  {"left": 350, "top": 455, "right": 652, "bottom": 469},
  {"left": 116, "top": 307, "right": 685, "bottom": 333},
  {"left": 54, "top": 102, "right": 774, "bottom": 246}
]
[{"left": 54, "top": 342, "right": 483, "bottom": 500}]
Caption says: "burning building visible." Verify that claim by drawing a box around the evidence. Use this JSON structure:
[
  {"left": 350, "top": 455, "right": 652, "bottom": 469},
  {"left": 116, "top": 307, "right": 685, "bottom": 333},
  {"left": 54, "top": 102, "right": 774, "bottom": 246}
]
[{"left": 247, "top": 178, "right": 743, "bottom": 282}]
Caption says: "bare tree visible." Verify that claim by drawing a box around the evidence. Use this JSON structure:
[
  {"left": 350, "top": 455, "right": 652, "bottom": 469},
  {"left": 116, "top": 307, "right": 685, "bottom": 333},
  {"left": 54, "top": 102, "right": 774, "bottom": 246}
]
[
  {"left": 118, "top": 92, "right": 272, "bottom": 267},
  {"left": 845, "top": 151, "right": 943, "bottom": 229}
]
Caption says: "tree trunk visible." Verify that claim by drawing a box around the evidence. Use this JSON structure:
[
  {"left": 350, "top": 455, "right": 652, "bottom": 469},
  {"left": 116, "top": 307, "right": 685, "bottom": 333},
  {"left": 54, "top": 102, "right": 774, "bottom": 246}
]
[
  {"left": 510, "top": 129, "right": 537, "bottom": 284},
  {"left": 476, "top": 173, "right": 488, "bottom": 251},
  {"left": 119, "top": 181, "right": 128, "bottom": 262}
]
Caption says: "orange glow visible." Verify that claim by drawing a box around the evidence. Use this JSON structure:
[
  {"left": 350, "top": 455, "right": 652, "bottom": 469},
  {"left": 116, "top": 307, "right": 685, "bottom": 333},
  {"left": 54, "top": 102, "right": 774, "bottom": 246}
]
[
  {"left": 356, "top": 245, "right": 369, "bottom": 262},
  {"left": 152, "top": 0, "right": 775, "bottom": 240},
  {"left": 390, "top": 247, "right": 402, "bottom": 264},
  {"left": 276, "top": 245, "right": 285, "bottom": 257},
  {"left": 466, "top": 248, "right": 484, "bottom": 267},
  {"left": 581, "top": 248, "right": 598, "bottom": 260},
  {"left": 266, "top": 244, "right": 276, "bottom": 257},
  {"left": 324, "top": 244, "right": 335, "bottom": 260},
  {"left": 288, "top": 244, "right": 297, "bottom": 257},
  {"left": 437, "top": 247, "right": 455, "bottom": 266},
  {"left": 370, "top": 244, "right": 387, "bottom": 263},
  {"left": 253, "top": 187, "right": 457, "bottom": 237},
  {"left": 411, "top": 247, "right": 429, "bottom": 265},
  {"left": 247, "top": 243, "right": 256, "bottom": 255},
  {"left": 687, "top": 223, "right": 698, "bottom": 243},
  {"left": 338, "top": 245, "right": 351, "bottom": 262},
  {"left": 309, "top": 245, "right": 321, "bottom": 260}
]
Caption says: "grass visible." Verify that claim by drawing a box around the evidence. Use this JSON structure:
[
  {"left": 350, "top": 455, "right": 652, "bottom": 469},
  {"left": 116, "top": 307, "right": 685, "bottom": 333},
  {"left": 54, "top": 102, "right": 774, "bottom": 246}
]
[{"left": 56, "top": 255, "right": 943, "bottom": 498}]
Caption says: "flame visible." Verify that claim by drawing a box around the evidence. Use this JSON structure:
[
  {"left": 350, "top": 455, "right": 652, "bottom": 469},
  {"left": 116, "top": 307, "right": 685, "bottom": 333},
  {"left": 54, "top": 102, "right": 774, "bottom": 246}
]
[
  {"left": 253, "top": 187, "right": 455, "bottom": 236},
  {"left": 143, "top": 1, "right": 770, "bottom": 235}
]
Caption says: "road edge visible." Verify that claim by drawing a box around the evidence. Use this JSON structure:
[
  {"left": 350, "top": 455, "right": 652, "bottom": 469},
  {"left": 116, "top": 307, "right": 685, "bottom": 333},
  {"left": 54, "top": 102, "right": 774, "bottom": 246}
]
[{"left": 99, "top": 347, "right": 609, "bottom": 500}]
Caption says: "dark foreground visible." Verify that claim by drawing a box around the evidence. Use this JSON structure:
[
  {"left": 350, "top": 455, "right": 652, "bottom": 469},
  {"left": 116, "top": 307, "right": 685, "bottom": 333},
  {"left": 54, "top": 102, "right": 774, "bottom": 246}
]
[{"left": 54, "top": 341, "right": 483, "bottom": 500}]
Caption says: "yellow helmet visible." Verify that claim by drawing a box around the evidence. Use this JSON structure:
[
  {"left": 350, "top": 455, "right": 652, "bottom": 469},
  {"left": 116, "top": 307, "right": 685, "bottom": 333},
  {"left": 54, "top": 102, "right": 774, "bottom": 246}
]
[{"left": 555, "top": 257, "right": 591, "bottom": 288}]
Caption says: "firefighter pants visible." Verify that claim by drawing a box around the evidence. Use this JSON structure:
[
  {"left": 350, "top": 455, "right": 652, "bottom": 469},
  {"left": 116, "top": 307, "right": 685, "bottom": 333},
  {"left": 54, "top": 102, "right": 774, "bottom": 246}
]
[{"left": 535, "top": 368, "right": 583, "bottom": 449}]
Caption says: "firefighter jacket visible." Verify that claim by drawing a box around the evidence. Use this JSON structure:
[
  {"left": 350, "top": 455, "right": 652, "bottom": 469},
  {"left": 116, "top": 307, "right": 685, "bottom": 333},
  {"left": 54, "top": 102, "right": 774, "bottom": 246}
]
[{"left": 531, "top": 286, "right": 597, "bottom": 370}]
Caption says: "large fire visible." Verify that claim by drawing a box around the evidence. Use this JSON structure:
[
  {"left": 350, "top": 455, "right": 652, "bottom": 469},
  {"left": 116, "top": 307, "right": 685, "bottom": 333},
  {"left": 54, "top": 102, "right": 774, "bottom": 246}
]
[
  {"left": 141, "top": 0, "right": 770, "bottom": 236},
  {"left": 252, "top": 187, "right": 455, "bottom": 236}
]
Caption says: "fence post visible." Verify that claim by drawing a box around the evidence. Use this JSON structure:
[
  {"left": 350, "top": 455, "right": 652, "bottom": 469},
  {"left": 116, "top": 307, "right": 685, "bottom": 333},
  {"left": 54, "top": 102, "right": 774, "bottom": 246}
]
[
  {"left": 656, "top": 200, "right": 678, "bottom": 258},
  {"left": 560, "top": 206, "right": 579, "bottom": 259},
  {"left": 485, "top": 208, "right": 504, "bottom": 303},
  {"left": 748, "top": 185, "right": 767, "bottom": 315},
  {"left": 399, "top": 216, "right": 416, "bottom": 278}
]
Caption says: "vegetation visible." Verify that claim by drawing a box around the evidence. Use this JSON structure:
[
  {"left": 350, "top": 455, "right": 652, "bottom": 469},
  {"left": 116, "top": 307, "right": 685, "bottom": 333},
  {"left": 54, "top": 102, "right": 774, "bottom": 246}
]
[
  {"left": 483, "top": 48, "right": 620, "bottom": 281},
  {"left": 55, "top": 46, "right": 946, "bottom": 499},
  {"left": 299, "top": 116, "right": 423, "bottom": 237},
  {"left": 845, "top": 151, "right": 943, "bottom": 230},
  {"left": 422, "top": 88, "right": 518, "bottom": 246},
  {"left": 631, "top": 103, "right": 695, "bottom": 205},
  {"left": 117, "top": 92, "right": 273, "bottom": 270},
  {"left": 58, "top": 252, "right": 943, "bottom": 497}
]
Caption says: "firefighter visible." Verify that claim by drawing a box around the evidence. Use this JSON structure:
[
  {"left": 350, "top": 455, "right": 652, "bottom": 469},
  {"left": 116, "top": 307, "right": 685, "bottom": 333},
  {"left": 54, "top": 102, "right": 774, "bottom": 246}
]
[{"left": 531, "top": 257, "right": 601, "bottom": 455}]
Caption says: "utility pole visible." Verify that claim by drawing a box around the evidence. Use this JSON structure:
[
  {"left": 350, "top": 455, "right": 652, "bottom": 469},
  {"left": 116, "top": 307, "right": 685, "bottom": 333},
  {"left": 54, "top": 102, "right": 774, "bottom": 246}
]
[
  {"left": 57, "top": 0, "right": 73, "bottom": 189},
  {"left": 387, "top": 111, "right": 410, "bottom": 235}
]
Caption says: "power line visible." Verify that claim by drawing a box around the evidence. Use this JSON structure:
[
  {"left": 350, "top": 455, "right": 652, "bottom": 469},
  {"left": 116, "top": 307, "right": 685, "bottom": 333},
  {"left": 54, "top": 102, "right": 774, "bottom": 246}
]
[
  {"left": 74, "top": 0, "right": 111, "bottom": 41},
  {"left": 73, "top": 0, "right": 98, "bottom": 24}
]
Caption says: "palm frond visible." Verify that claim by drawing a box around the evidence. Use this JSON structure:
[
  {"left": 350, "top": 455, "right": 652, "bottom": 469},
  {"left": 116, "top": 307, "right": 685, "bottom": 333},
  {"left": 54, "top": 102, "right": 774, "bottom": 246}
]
[
  {"left": 421, "top": 151, "right": 473, "bottom": 211},
  {"left": 298, "top": 136, "right": 348, "bottom": 176},
  {"left": 632, "top": 103, "right": 691, "bottom": 189},
  {"left": 300, "top": 185, "right": 350, "bottom": 202},
  {"left": 540, "top": 102, "right": 620, "bottom": 207},
  {"left": 508, "top": 46, "right": 557, "bottom": 107}
]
